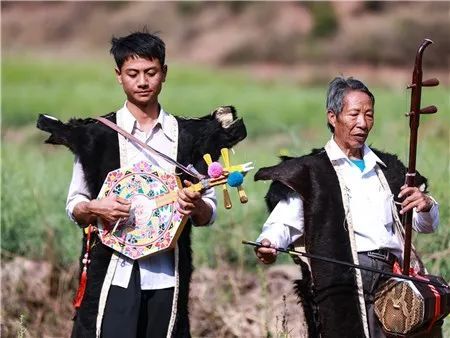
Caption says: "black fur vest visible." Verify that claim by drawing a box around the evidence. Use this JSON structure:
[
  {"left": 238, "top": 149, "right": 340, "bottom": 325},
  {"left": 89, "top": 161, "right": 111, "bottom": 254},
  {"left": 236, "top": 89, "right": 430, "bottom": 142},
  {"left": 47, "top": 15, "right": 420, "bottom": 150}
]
[
  {"left": 37, "top": 106, "right": 247, "bottom": 337},
  {"left": 255, "top": 148, "right": 427, "bottom": 338}
]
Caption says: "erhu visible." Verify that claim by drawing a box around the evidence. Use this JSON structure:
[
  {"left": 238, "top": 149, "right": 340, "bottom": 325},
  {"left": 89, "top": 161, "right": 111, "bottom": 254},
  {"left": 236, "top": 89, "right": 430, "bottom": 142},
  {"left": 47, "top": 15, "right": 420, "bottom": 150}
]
[
  {"left": 373, "top": 39, "right": 449, "bottom": 336},
  {"left": 402, "top": 38, "right": 439, "bottom": 275}
]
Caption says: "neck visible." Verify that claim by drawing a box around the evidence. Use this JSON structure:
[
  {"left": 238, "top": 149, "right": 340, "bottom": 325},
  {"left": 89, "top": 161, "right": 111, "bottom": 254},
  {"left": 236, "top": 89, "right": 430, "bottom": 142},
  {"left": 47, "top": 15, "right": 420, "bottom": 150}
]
[
  {"left": 126, "top": 101, "right": 160, "bottom": 132},
  {"left": 333, "top": 137, "right": 363, "bottom": 159},
  {"left": 348, "top": 151, "right": 363, "bottom": 160}
]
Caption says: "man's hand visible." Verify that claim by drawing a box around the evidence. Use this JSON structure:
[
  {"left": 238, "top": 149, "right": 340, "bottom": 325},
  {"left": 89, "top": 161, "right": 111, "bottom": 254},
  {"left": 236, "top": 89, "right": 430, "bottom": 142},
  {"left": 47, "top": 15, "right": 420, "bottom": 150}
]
[
  {"left": 398, "top": 184, "right": 434, "bottom": 215},
  {"left": 255, "top": 239, "right": 277, "bottom": 264},
  {"left": 177, "top": 180, "right": 212, "bottom": 226},
  {"left": 73, "top": 195, "right": 131, "bottom": 226}
]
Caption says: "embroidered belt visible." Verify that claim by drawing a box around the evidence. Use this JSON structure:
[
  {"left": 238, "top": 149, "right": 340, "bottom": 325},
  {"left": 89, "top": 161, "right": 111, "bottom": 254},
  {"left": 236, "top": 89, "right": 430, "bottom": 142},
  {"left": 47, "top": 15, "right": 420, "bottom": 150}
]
[{"left": 364, "top": 249, "right": 397, "bottom": 265}]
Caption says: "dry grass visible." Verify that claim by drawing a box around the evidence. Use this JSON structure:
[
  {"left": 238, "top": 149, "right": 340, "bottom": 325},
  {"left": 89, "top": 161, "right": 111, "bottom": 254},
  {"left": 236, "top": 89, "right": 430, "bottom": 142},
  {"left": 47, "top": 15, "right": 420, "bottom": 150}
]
[{"left": 1, "top": 256, "right": 306, "bottom": 338}]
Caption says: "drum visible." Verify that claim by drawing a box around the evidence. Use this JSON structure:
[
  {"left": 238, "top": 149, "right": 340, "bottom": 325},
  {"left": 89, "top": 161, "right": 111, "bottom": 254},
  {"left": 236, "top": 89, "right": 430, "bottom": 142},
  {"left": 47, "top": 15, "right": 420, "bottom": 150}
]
[
  {"left": 374, "top": 275, "right": 450, "bottom": 336},
  {"left": 97, "top": 160, "right": 186, "bottom": 260}
]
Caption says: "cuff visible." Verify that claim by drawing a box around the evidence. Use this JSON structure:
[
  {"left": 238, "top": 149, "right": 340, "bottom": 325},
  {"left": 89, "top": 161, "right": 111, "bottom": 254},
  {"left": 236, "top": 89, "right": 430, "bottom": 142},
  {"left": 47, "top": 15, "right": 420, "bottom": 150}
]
[
  {"left": 190, "top": 197, "right": 217, "bottom": 226},
  {"left": 256, "top": 222, "right": 292, "bottom": 249},
  {"left": 66, "top": 196, "right": 91, "bottom": 224},
  {"left": 414, "top": 196, "right": 439, "bottom": 232}
]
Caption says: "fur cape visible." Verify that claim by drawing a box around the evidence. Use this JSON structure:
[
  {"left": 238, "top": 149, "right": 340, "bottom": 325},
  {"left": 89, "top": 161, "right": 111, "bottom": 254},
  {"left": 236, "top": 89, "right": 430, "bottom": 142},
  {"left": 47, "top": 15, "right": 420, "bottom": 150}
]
[
  {"left": 36, "top": 106, "right": 247, "bottom": 338},
  {"left": 254, "top": 148, "right": 427, "bottom": 338}
]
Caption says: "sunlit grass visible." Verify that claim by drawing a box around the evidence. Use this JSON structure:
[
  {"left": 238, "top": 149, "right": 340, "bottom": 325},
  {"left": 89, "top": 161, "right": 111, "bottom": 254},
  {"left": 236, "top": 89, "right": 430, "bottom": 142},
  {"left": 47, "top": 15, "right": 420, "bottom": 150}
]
[{"left": 2, "top": 57, "right": 449, "bottom": 281}]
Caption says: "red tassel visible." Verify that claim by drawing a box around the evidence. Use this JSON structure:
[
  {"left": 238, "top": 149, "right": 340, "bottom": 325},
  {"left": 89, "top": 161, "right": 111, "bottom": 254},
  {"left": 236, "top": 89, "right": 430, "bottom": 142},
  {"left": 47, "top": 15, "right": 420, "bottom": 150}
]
[
  {"left": 73, "top": 269, "right": 87, "bottom": 308},
  {"left": 73, "top": 225, "right": 92, "bottom": 308}
]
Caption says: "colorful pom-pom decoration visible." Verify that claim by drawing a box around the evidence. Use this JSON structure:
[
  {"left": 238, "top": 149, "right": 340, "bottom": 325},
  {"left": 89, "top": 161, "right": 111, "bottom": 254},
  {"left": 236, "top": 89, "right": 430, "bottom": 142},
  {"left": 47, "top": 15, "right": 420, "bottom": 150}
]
[
  {"left": 208, "top": 162, "right": 224, "bottom": 178},
  {"left": 227, "top": 171, "right": 244, "bottom": 187}
]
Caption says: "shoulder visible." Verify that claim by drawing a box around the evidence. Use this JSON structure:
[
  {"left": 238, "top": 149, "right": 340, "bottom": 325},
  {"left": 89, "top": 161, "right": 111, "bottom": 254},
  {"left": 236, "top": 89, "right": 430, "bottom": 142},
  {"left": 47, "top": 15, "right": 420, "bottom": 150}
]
[
  {"left": 176, "top": 106, "right": 245, "bottom": 137},
  {"left": 36, "top": 112, "right": 117, "bottom": 152},
  {"left": 175, "top": 105, "right": 246, "bottom": 152},
  {"left": 371, "top": 147, "right": 405, "bottom": 168},
  {"left": 172, "top": 105, "right": 247, "bottom": 176},
  {"left": 255, "top": 149, "right": 329, "bottom": 210},
  {"left": 254, "top": 148, "right": 327, "bottom": 182},
  {"left": 370, "top": 146, "right": 428, "bottom": 192}
]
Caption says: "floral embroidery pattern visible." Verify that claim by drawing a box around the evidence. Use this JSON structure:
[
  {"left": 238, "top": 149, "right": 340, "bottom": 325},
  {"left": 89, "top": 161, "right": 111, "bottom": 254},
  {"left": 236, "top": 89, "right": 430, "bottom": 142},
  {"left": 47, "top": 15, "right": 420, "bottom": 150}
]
[{"left": 97, "top": 160, "right": 186, "bottom": 259}]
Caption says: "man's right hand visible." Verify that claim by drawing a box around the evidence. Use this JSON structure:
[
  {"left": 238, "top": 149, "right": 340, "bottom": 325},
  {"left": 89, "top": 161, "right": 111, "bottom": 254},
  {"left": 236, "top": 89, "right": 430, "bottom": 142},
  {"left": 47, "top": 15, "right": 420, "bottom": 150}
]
[
  {"left": 89, "top": 195, "right": 131, "bottom": 224},
  {"left": 255, "top": 239, "right": 277, "bottom": 264},
  {"left": 73, "top": 195, "right": 131, "bottom": 226}
]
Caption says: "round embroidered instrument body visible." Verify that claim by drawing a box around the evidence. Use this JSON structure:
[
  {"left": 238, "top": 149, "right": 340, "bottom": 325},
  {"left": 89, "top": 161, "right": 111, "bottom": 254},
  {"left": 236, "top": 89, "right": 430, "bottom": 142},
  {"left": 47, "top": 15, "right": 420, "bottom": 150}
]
[{"left": 97, "top": 161, "right": 186, "bottom": 259}]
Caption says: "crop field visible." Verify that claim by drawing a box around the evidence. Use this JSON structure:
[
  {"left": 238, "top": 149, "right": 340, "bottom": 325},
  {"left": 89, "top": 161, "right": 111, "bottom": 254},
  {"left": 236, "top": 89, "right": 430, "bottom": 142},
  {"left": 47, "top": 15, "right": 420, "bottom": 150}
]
[
  {"left": 2, "top": 57, "right": 449, "bottom": 335},
  {"left": 3, "top": 56, "right": 449, "bottom": 275}
]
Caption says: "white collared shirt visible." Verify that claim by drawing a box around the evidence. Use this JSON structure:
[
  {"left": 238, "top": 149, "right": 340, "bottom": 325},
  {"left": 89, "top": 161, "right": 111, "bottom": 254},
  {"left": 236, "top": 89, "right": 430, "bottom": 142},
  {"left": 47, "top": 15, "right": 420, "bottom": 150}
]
[
  {"left": 66, "top": 102, "right": 217, "bottom": 289},
  {"left": 257, "top": 138, "right": 439, "bottom": 259}
]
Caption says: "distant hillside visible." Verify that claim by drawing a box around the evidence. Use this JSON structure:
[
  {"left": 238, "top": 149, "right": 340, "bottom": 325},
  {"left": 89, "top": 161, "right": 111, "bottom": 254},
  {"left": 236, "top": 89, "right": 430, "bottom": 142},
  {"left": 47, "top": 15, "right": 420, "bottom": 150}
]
[{"left": 3, "top": 2, "right": 448, "bottom": 66}]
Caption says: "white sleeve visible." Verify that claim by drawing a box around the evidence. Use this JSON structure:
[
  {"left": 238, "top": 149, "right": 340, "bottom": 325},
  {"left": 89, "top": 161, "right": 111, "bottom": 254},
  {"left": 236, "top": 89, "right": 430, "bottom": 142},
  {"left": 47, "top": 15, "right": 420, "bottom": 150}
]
[
  {"left": 412, "top": 196, "right": 439, "bottom": 233},
  {"left": 256, "top": 194, "right": 304, "bottom": 249},
  {"left": 66, "top": 157, "right": 91, "bottom": 223}
]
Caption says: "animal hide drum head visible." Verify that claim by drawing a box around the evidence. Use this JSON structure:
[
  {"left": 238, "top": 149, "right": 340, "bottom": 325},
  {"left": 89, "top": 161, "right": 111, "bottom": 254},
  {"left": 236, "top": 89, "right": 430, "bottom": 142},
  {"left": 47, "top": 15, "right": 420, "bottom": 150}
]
[{"left": 97, "top": 160, "right": 186, "bottom": 259}]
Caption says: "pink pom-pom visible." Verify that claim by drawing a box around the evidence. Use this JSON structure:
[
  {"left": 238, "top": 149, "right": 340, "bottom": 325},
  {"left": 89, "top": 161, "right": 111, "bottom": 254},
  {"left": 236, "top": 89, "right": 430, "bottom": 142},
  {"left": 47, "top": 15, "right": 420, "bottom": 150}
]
[{"left": 208, "top": 162, "right": 223, "bottom": 178}]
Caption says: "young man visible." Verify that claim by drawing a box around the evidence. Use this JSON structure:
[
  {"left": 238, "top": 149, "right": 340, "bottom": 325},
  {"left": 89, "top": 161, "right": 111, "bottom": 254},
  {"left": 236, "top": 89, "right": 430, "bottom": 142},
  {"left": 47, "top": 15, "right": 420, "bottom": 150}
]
[
  {"left": 254, "top": 77, "right": 439, "bottom": 338},
  {"left": 37, "top": 31, "right": 247, "bottom": 337}
]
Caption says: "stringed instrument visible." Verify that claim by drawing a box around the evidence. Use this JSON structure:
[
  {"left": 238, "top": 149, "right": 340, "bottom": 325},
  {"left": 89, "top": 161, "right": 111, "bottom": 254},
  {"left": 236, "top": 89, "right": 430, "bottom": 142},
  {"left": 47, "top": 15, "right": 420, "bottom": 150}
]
[
  {"left": 96, "top": 148, "right": 253, "bottom": 259},
  {"left": 374, "top": 39, "right": 450, "bottom": 337}
]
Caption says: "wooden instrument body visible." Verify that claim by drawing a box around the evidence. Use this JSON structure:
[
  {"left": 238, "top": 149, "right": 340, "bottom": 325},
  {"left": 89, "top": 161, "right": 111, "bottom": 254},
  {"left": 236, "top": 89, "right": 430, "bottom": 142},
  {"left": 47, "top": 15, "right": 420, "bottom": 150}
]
[{"left": 375, "top": 275, "right": 450, "bottom": 335}]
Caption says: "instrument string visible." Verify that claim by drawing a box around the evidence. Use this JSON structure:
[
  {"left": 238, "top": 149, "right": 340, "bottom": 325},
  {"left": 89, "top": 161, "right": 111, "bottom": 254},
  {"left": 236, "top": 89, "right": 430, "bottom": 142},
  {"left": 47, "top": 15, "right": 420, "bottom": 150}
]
[{"left": 96, "top": 117, "right": 203, "bottom": 180}]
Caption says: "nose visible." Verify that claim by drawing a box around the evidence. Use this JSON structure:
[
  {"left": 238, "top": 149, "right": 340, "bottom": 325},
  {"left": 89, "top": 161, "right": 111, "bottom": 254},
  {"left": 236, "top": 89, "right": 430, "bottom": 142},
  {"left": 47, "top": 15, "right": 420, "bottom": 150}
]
[
  {"left": 137, "top": 73, "right": 148, "bottom": 88},
  {"left": 356, "top": 113, "right": 368, "bottom": 130}
]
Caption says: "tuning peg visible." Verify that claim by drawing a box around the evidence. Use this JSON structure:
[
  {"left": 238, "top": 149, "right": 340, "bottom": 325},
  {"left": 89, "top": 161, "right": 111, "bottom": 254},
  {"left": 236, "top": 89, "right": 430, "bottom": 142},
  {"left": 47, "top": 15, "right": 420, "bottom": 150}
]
[
  {"left": 223, "top": 186, "right": 232, "bottom": 209},
  {"left": 420, "top": 105, "right": 438, "bottom": 114},
  {"left": 221, "top": 148, "right": 230, "bottom": 168},
  {"left": 422, "top": 78, "right": 439, "bottom": 87},
  {"left": 237, "top": 186, "right": 248, "bottom": 204},
  {"left": 203, "top": 153, "right": 213, "bottom": 166}
]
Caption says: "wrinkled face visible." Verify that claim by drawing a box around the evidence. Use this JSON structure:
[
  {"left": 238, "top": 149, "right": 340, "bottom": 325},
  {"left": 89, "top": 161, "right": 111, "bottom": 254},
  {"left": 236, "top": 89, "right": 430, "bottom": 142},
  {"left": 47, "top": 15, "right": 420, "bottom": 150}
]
[
  {"left": 327, "top": 90, "right": 374, "bottom": 158},
  {"left": 115, "top": 56, "right": 167, "bottom": 107}
]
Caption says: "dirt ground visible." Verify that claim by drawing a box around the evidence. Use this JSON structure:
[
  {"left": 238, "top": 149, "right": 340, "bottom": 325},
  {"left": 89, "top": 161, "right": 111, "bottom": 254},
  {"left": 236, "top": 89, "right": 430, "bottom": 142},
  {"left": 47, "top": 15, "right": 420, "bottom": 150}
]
[{"left": 1, "top": 256, "right": 307, "bottom": 338}]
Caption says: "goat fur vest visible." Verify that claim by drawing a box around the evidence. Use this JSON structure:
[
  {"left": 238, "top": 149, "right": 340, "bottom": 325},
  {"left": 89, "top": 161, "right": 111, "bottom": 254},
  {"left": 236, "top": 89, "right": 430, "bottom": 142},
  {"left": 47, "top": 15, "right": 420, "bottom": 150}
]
[
  {"left": 254, "top": 148, "right": 428, "bottom": 338},
  {"left": 36, "top": 106, "right": 247, "bottom": 338}
]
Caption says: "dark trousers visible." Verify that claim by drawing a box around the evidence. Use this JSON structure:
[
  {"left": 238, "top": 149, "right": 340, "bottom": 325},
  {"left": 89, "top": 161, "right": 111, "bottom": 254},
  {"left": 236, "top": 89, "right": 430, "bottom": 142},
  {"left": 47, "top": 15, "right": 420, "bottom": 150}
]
[
  {"left": 358, "top": 254, "right": 443, "bottom": 338},
  {"left": 101, "top": 263, "right": 174, "bottom": 338},
  {"left": 358, "top": 253, "right": 392, "bottom": 338}
]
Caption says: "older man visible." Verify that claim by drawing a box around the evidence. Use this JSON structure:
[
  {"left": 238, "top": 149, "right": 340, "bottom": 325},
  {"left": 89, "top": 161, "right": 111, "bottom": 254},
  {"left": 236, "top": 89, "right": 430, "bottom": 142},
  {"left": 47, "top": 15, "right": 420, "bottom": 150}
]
[{"left": 254, "top": 77, "right": 439, "bottom": 338}]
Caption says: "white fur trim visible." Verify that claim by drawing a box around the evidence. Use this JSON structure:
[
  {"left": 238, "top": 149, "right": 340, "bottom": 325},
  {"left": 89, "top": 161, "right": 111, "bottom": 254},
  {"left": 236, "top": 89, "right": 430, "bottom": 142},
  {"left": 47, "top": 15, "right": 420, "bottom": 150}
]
[{"left": 325, "top": 142, "right": 370, "bottom": 338}]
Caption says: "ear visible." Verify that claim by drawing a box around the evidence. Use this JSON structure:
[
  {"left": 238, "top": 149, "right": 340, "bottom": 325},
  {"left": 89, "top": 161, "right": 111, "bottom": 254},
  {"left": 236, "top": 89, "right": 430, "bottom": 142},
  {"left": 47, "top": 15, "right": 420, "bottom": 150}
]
[
  {"left": 162, "top": 65, "right": 168, "bottom": 83},
  {"left": 115, "top": 67, "right": 122, "bottom": 85},
  {"left": 327, "top": 110, "right": 336, "bottom": 129}
]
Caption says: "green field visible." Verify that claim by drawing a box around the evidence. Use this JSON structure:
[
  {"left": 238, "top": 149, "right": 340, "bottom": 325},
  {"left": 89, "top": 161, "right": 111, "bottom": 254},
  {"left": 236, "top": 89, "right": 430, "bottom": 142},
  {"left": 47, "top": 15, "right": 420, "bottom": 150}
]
[{"left": 2, "top": 56, "right": 449, "bottom": 280}]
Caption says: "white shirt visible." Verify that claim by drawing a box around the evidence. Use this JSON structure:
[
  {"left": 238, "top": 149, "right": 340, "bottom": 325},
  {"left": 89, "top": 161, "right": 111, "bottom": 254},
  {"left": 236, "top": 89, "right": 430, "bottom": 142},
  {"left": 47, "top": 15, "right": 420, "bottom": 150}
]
[
  {"left": 257, "top": 138, "right": 439, "bottom": 259},
  {"left": 67, "top": 103, "right": 217, "bottom": 289}
]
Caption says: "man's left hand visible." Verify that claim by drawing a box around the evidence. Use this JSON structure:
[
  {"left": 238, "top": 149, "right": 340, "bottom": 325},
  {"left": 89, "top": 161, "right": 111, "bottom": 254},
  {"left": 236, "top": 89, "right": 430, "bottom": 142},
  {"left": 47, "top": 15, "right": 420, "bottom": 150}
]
[
  {"left": 177, "top": 180, "right": 212, "bottom": 226},
  {"left": 398, "top": 184, "right": 434, "bottom": 214}
]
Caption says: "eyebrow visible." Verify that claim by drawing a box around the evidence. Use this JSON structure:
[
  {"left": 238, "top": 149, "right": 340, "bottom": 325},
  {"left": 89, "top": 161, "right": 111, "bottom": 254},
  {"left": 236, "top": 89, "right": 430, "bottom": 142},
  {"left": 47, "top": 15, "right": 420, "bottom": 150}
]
[{"left": 125, "top": 66, "right": 158, "bottom": 72}]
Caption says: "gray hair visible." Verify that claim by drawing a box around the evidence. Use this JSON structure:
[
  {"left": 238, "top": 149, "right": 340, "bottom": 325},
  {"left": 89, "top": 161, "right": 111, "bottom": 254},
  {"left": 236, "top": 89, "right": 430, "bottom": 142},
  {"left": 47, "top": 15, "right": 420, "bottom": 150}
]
[{"left": 326, "top": 77, "right": 375, "bottom": 133}]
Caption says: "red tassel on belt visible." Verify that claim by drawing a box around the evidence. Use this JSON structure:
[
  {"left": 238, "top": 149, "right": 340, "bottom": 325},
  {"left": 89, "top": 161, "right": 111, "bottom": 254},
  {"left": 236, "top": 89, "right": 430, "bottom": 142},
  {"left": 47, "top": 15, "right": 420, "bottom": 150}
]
[{"left": 73, "top": 225, "right": 92, "bottom": 308}]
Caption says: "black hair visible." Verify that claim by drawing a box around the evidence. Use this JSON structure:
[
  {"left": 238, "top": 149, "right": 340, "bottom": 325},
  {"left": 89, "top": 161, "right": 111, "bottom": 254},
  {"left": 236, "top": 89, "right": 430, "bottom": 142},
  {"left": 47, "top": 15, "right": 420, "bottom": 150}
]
[
  {"left": 110, "top": 31, "right": 165, "bottom": 70},
  {"left": 326, "top": 76, "right": 375, "bottom": 133}
]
